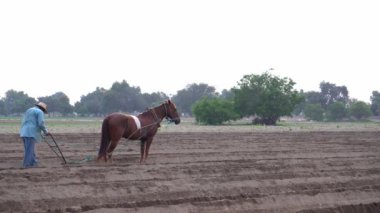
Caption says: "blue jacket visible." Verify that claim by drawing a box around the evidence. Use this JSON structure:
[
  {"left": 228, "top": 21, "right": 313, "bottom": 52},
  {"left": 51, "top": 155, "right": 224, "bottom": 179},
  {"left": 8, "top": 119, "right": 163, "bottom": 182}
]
[{"left": 20, "top": 106, "right": 48, "bottom": 142}]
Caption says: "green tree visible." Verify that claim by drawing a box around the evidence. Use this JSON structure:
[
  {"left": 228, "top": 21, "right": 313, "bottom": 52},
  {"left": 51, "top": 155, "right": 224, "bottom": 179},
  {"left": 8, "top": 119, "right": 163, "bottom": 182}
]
[
  {"left": 172, "top": 83, "right": 217, "bottom": 116},
  {"left": 370, "top": 91, "right": 380, "bottom": 116},
  {"left": 305, "top": 91, "right": 323, "bottom": 105},
  {"left": 74, "top": 87, "right": 106, "bottom": 116},
  {"left": 325, "top": 102, "right": 347, "bottom": 121},
  {"left": 38, "top": 92, "right": 73, "bottom": 116},
  {"left": 3, "top": 90, "right": 36, "bottom": 115},
  {"left": 0, "top": 99, "right": 5, "bottom": 115},
  {"left": 142, "top": 92, "right": 169, "bottom": 108},
  {"left": 320, "top": 81, "right": 349, "bottom": 109},
  {"left": 293, "top": 91, "right": 321, "bottom": 116},
  {"left": 219, "top": 89, "right": 234, "bottom": 100},
  {"left": 304, "top": 104, "right": 324, "bottom": 121},
  {"left": 293, "top": 90, "right": 323, "bottom": 115},
  {"left": 349, "top": 101, "right": 372, "bottom": 120},
  {"left": 74, "top": 82, "right": 169, "bottom": 115},
  {"left": 192, "top": 97, "right": 239, "bottom": 125},
  {"left": 292, "top": 90, "right": 306, "bottom": 116},
  {"left": 233, "top": 72, "right": 302, "bottom": 125},
  {"left": 102, "top": 80, "right": 145, "bottom": 113}
]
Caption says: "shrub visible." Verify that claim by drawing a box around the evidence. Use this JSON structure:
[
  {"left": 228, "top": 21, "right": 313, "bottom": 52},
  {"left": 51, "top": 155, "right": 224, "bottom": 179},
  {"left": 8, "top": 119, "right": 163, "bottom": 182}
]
[
  {"left": 192, "top": 98, "right": 239, "bottom": 125},
  {"left": 325, "top": 102, "right": 348, "bottom": 121},
  {"left": 349, "top": 101, "right": 372, "bottom": 120},
  {"left": 304, "top": 104, "right": 324, "bottom": 121}
]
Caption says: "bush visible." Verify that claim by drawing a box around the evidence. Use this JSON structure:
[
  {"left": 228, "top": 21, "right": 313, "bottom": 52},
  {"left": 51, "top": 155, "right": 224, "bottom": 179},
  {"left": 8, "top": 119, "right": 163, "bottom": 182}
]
[
  {"left": 325, "top": 102, "right": 348, "bottom": 121},
  {"left": 349, "top": 101, "right": 372, "bottom": 120},
  {"left": 304, "top": 104, "right": 324, "bottom": 121},
  {"left": 192, "top": 98, "right": 239, "bottom": 125}
]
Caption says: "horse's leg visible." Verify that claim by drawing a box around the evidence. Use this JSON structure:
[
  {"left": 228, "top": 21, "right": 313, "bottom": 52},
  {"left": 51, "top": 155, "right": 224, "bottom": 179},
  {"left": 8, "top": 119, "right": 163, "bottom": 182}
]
[
  {"left": 106, "top": 128, "right": 123, "bottom": 163},
  {"left": 140, "top": 139, "right": 146, "bottom": 164},
  {"left": 144, "top": 137, "right": 154, "bottom": 162},
  {"left": 106, "top": 140, "right": 120, "bottom": 163},
  {"left": 140, "top": 137, "right": 153, "bottom": 164}
]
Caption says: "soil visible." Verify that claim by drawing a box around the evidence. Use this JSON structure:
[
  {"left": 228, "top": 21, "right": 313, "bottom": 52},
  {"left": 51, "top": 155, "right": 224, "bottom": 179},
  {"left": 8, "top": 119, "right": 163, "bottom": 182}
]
[{"left": 0, "top": 131, "right": 380, "bottom": 212}]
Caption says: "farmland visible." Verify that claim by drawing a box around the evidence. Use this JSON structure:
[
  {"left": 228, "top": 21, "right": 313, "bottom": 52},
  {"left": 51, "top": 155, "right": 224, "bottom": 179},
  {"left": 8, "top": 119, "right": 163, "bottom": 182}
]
[{"left": 0, "top": 118, "right": 380, "bottom": 212}]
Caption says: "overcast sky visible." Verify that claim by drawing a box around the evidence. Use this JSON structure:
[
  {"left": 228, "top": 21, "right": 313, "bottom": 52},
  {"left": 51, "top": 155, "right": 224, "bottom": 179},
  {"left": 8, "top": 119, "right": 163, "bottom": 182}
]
[{"left": 1, "top": 1, "right": 379, "bottom": 104}]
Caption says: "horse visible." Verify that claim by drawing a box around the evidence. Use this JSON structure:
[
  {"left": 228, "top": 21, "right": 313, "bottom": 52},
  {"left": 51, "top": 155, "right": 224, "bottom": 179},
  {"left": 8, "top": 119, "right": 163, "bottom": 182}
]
[{"left": 97, "top": 99, "right": 180, "bottom": 163}]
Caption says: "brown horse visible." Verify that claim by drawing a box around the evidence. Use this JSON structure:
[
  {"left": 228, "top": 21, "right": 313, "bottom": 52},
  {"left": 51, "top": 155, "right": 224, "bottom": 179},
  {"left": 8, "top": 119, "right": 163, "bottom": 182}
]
[{"left": 97, "top": 100, "right": 180, "bottom": 163}]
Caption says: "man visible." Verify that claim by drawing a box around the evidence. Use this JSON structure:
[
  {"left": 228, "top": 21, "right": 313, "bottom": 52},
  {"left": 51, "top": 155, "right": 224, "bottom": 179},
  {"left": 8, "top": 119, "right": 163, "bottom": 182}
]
[{"left": 20, "top": 102, "right": 49, "bottom": 168}]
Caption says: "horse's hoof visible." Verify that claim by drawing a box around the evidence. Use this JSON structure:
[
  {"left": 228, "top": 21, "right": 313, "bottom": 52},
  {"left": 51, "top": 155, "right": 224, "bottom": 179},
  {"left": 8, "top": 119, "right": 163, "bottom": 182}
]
[
  {"left": 96, "top": 159, "right": 106, "bottom": 164},
  {"left": 96, "top": 156, "right": 108, "bottom": 163}
]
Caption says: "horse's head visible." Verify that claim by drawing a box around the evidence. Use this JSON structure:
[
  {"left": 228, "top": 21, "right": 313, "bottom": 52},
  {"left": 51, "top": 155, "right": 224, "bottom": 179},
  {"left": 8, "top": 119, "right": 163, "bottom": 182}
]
[{"left": 164, "top": 100, "right": 181, "bottom": 124}]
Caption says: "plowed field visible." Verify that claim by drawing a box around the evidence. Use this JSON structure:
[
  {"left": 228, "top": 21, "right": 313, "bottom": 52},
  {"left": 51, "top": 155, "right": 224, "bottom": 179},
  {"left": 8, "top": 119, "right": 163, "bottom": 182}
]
[{"left": 1, "top": 131, "right": 380, "bottom": 212}]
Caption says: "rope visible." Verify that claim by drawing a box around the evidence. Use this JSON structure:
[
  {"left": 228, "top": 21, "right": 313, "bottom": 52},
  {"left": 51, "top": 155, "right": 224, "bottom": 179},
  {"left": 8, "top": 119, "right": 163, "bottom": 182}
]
[
  {"left": 65, "top": 155, "right": 94, "bottom": 165},
  {"left": 43, "top": 134, "right": 95, "bottom": 165},
  {"left": 125, "top": 107, "right": 164, "bottom": 141}
]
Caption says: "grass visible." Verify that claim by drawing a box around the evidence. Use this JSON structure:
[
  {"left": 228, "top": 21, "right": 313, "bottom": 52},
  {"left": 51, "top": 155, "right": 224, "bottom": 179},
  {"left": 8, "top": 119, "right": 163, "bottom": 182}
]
[
  {"left": 1, "top": 117, "right": 379, "bottom": 134},
  {"left": 0, "top": 117, "right": 103, "bottom": 134}
]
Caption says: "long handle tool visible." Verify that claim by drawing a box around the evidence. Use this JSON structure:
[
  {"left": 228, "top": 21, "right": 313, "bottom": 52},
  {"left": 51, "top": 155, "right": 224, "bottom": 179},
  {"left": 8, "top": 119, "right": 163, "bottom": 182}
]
[{"left": 43, "top": 133, "right": 67, "bottom": 164}]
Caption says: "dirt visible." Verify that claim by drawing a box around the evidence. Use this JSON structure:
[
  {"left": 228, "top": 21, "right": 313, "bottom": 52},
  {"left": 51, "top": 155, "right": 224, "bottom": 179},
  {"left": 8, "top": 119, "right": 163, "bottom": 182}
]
[{"left": 0, "top": 131, "right": 380, "bottom": 212}]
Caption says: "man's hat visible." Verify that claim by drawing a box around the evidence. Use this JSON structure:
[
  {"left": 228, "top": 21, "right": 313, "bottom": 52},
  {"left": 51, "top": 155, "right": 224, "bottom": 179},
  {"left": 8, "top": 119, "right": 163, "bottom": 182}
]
[{"left": 35, "top": 102, "right": 48, "bottom": 113}]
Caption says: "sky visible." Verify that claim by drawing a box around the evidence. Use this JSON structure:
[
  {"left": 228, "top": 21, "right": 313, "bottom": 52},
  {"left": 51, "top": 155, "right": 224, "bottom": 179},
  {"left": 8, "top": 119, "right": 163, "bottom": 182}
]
[{"left": 1, "top": 0, "right": 379, "bottom": 104}]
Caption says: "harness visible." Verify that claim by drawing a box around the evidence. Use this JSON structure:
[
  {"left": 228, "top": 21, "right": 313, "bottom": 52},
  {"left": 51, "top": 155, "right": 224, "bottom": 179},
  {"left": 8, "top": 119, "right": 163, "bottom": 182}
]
[
  {"left": 126, "top": 102, "right": 175, "bottom": 141},
  {"left": 130, "top": 115, "right": 141, "bottom": 129}
]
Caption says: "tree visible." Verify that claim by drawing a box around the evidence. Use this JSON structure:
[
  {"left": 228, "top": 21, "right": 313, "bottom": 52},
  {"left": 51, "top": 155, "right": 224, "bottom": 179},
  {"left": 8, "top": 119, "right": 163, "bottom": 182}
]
[
  {"left": 0, "top": 99, "right": 5, "bottom": 115},
  {"left": 3, "top": 90, "right": 36, "bottom": 115},
  {"left": 102, "top": 80, "right": 145, "bottom": 113},
  {"left": 38, "top": 92, "right": 73, "bottom": 116},
  {"left": 172, "top": 83, "right": 217, "bottom": 116},
  {"left": 304, "top": 104, "right": 324, "bottom": 121},
  {"left": 74, "top": 87, "right": 106, "bottom": 116},
  {"left": 325, "top": 102, "right": 347, "bottom": 121},
  {"left": 305, "top": 91, "right": 323, "bottom": 105},
  {"left": 233, "top": 72, "right": 302, "bottom": 125},
  {"left": 142, "top": 92, "right": 169, "bottom": 108},
  {"left": 292, "top": 90, "right": 306, "bottom": 116},
  {"left": 370, "top": 91, "right": 380, "bottom": 116},
  {"left": 320, "top": 81, "right": 349, "bottom": 109},
  {"left": 349, "top": 101, "right": 372, "bottom": 120},
  {"left": 192, "top": 97, "right": 239, "bottom": 125},
  {"left": 293, "top": 91, "right": 322, "bottom": 116},
  {"left": 219, "top": 89, "right": 234, "bottom": 100}
]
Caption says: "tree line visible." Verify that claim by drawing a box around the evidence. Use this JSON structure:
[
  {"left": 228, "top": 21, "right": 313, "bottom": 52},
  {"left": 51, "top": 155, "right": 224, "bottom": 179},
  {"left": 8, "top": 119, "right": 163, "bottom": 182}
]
[
  {"left": 192, "top": 73, "right": 380, "bottom": 125},
  {"left": 1, "top": 73, "right": 379, "bottom": 125},
  {"left": 294, "top": 83, "right": 380, "bottom": 122}
]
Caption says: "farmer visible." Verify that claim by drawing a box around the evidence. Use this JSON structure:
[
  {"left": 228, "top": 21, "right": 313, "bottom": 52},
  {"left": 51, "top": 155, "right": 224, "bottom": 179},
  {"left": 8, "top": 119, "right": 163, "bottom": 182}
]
[{"left": 20, "top": 102, "right": 50, "bottom": 168}]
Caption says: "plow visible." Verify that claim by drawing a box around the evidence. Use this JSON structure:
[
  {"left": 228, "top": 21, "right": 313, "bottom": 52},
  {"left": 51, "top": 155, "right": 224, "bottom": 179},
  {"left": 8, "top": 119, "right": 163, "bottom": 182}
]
[{"left": 43, "top": 133, "right": 93, "bottom": 165}]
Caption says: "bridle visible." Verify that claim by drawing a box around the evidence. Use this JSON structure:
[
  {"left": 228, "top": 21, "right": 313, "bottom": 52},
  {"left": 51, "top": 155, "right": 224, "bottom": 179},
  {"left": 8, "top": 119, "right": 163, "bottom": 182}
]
[
  {"left": 163, "top": 102, "right": 180, "bottom": 123},
  {"left": 151, "top": 101, "right": 179, "bottom": 123}
]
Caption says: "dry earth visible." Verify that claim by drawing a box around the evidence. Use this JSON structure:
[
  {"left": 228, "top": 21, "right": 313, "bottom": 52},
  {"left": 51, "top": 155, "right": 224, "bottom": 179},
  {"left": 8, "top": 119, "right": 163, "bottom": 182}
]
[{"left": 0, "top": 131, "right": 380, "bottom": 212}]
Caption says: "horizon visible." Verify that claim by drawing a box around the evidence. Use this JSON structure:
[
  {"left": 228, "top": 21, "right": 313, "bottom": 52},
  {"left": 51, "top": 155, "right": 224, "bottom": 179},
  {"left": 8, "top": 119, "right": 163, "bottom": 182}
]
[{"left": 0, "top": 75, "right": 376, "bottom": 105}]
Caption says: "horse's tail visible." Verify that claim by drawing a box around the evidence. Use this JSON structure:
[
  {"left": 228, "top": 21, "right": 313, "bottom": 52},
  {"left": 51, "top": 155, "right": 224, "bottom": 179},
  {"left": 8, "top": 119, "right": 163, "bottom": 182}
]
[{"left": 98, "top": 117, "right": 110, "bottom": 159}]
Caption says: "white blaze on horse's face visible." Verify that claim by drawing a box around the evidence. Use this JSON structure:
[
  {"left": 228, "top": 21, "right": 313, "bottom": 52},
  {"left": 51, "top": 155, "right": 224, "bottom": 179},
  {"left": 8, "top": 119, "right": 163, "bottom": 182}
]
[{"left": 167, "top": 100, "right": 180, "bottom": 124}]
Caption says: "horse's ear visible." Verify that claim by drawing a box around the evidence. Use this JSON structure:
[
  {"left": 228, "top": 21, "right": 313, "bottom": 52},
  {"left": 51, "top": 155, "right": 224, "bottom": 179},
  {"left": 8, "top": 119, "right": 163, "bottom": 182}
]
[{"left": 167, "top": 99, "right": 177, "bottom": 109}]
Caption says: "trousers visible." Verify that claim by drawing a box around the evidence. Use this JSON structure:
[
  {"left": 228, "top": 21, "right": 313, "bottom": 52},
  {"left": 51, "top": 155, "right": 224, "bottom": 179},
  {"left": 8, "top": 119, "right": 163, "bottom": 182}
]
[{"left": 22, "top": 137, "right": 38, "bottom": 168}]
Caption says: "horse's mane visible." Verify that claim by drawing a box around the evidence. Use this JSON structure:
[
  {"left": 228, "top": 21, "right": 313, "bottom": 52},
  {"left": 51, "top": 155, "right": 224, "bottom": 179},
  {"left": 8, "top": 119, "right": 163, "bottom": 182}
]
[
  {"left": 139, "top": 109, "right": 152, "bottom": 117},
  {"left": 139, "top": 102, "right": 164, "bottom": 117},
  {"left": 137, "top": 100, "right": 173, "bottom": 118}
]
